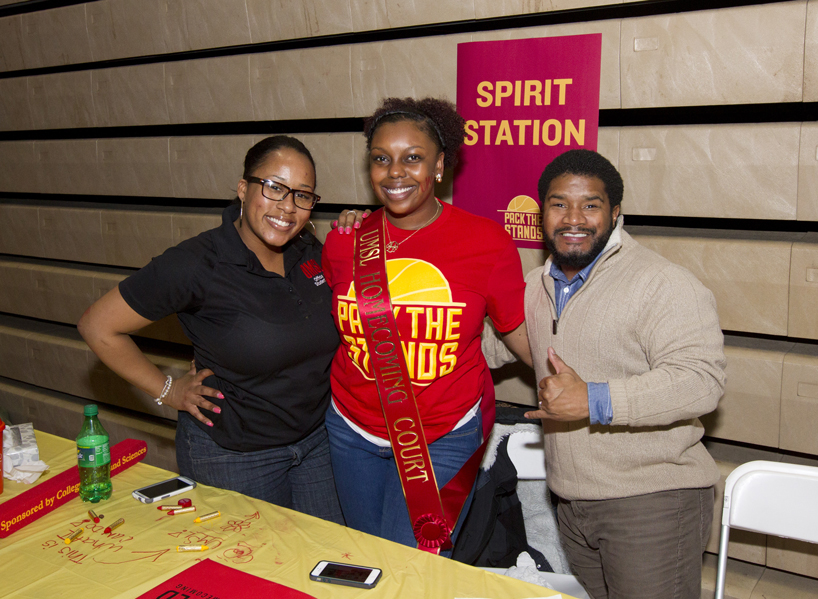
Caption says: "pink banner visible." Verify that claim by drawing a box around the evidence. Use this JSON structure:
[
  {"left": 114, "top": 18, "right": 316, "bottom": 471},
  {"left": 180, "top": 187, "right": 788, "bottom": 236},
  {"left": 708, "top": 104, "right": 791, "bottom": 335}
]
[{"left": 454, "top": 34, "right": 602, "bottom": 249}]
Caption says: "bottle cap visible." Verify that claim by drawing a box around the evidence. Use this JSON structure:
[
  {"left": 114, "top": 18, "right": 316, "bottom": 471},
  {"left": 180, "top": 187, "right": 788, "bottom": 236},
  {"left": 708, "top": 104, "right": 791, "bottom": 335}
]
[
  {"left": 177, "top": 498, "right": 192, "bottom": 508},
  {"left": 83, "top": 404, "right": 99, "bottom": 416}
]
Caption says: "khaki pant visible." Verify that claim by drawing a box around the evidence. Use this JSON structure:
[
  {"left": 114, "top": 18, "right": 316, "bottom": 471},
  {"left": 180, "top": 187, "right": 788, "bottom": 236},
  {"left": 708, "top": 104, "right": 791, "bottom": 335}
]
[{"left": 557, "top": 487, "right": 715, "bottom": 599}]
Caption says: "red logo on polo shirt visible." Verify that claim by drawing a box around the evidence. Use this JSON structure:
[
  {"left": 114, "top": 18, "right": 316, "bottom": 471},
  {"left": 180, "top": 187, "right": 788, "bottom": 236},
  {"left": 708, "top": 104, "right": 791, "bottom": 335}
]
[{"left": 300, "top": 260, "right": 325, "bottom": 286}]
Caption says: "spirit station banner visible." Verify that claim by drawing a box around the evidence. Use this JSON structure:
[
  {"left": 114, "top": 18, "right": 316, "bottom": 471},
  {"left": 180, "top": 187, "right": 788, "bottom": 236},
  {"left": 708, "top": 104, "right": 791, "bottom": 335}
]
[{"left": 454, "top": 34, "right": 602, "bottom": 249}]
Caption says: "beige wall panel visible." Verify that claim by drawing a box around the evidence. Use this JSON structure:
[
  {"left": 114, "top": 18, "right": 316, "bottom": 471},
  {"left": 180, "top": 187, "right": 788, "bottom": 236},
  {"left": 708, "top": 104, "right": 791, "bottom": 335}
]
[
  {"left": 28, "top": 71, "right": 95, "bottom": 130},
  {"left": 101, "top": 209, "right": 175, "bottom": 268},
  {"left": 0, "top": 77, "right": 32, "bottom": 130},
  {"left": 0, "top": 324, "right": 35, "bottom": 383},
  {"left": 798, "top": 123, "right": 818, "bottom": 221},
  {"left": 351, "top": 0, "right": 474, "bottom": 30},
  {"left": 472, "top": 19, "right": 621, "bottom": 110},
  {"left": 352, "top": 134, "right": 378, "bottom": 205},
  {"left": 305, "top": 133, "right": 360, "bottom": 205},
  {"left": 352, "top": 36, "right": 462, "bottom": 116},
  {"left": 0, "top": 15, "right": 24, "bottom": 72},
  {"left": 805, "top": 0, "right": 818, "bottom": 101},
  {"left": 0, "top": 142, "right": 38, "bottom": 193},
  {"left": 704, "top": 440, "right": 779, "bottom": 562},
  {"left": 170, "top": 135, "right": 253, "bottom": 199},
  {"left": 172, "top": 211, "right": 222, "bottom": 245},
  {"left": 27, "top": 328, "right": 96, "bottom": 400},
  {"left": 701, "top": 553, "right": 764, "bottom": 599},
  {"left": 0, "top": 377, "right": 179, "bottom": 472},
  {"left": 0, "top": 260, "right": 49, "bottom": 319},
  {"left": 20, "top": 4, "right": 91, "bottom": 69},
  {"left": 621, "top": 2, "right": 807, "bottom": 108},
  {"left": 38, "top": 205, "right": 105, "bottom": 264},
  {"left": 182, "top": 0, "right": 251, "bottom": 50},
  {"left": 0, "top": 260, "right": 91, "bottom": 325},
  {"left": 780, "top": 344, "right": 818, "bottom": 454},
  {"left": 700, "top": 337, "right": 790, "bottom": 447},
  {"left": 250, "top": 46, "right": 355, "bottom": 120},
  {"left": 596, "top": 126, "right": 620, "bottom": 170},
  {"left": 165, "top": 56, "right": 253, "bottom": 124},
  {"left": 34, "top": 139, "right": 99, "bottom": 196},
  {"left": 750, "top": 567, "right": 818, "bottom": 599},
  {"left": 247, "top": 0, "right": 352, "bottom": 42},
  {"left": 788, "top": 233, "right": 818, "bottom": 340},
  {"left": 92, "top": 64, "right": 170, "bottom": 127},
  {"left": 0, "top": 203, "right": 42, "bottom": 256},
  {"left": 619, "top": 124, "right": 800, "bottom": 220},
  {"left": 628, "top": 228, "right": 796, "bottom": 336},
  {"left": 475, "top": 0, "right": 618, "bottom": 18},
  {"left": 518, "top": 247, "right": 548, "bottom": 278},
  {"left": 98, "top": 138, "right": 172, "bottom": 197},
  {"left": 86, "top": 0, "right": 187, "bottom": 61}
]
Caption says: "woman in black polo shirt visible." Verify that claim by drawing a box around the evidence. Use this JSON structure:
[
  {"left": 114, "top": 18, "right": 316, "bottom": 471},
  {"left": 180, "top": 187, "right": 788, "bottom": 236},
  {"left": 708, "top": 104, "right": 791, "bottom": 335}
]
[{"left": 78, "top": 136, "right": 343, "bottom": 524}]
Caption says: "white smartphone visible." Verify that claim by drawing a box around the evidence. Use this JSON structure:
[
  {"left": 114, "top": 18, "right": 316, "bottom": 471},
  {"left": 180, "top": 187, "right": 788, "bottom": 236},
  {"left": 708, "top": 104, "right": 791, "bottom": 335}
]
[
  {"left": 309, "top": 561, "right": 382, "bottom": 589},
  {"left": 132, "top": 476, "right": 196, "bottom": 504}
]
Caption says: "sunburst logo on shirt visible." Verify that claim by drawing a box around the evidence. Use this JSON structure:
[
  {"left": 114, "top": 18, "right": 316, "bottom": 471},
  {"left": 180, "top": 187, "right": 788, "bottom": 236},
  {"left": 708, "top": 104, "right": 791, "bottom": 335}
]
[{"left": 337, "top": 259, "right": 466, "bottom": 385}]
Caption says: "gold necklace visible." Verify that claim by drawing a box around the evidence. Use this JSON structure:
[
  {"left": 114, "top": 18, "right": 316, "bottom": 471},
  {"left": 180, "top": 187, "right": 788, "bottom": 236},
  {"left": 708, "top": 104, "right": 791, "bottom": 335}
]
[{"left": 384, "top": 200, "right": 441, "bottom": 253}]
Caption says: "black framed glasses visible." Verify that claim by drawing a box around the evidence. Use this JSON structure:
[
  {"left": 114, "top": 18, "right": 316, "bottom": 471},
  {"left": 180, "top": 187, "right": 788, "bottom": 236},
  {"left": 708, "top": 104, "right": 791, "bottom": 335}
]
[{"left": 245, "top": 176, "right": 321, "bottom": 210}]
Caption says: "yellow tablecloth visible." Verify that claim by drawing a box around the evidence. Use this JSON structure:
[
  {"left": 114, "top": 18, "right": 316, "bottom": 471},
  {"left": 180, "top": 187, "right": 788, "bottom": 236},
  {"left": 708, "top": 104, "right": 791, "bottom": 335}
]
[{"left": 0, "top": 431, "right": 572, "bottom": 599}]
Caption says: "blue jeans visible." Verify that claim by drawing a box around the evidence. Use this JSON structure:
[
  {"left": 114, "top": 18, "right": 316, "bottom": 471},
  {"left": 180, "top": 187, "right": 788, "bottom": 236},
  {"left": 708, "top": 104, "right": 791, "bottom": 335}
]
[
  {"left": 325, "top": 406, "right": 481, "bottom": 554},
  {"left": 176, "top": 413, "right": 344, "bottom": 525}
]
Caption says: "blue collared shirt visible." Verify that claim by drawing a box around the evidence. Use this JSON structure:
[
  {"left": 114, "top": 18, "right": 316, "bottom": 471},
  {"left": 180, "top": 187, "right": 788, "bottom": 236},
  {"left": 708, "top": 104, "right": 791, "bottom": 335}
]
[{"left": 549, "top": 254, "right": 613, "bottom": 425}]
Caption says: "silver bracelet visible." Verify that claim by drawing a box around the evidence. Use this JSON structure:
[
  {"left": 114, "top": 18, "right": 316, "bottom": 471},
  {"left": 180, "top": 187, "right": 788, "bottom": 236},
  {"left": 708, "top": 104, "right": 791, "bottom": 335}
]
[{"left": 155, "top": 375, "right": 173, "bottom": 405}]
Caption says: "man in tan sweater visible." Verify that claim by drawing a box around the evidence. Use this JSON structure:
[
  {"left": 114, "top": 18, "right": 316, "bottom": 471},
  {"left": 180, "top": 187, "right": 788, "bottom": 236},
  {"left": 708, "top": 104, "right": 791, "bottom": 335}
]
[{"left": 522, "top": 150, "right": 725, "bottom": 598}]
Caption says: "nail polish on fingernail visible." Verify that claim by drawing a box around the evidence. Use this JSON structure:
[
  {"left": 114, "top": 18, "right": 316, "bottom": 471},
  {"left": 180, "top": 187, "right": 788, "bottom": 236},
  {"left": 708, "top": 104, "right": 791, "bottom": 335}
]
[
  {"left": 363, "top": 212, "right": 369, "bottom": 218},
  {"left": 354, "top": 222, "right": 360, "bottom": 229},
  {"left": 207, "top": 421, "right": 214, "bottom": 427},
  {"left": 218, "top": 392, "right": 224, "bottom": 399},
  {"left": 332, "top": 220, "right": 337, "bottom": 227},
  {"left": 214, "top": 407, "right": 222, "bottom": 414},
  {"left": 345, "top": 227, "right": 351, "bottom": 234}
]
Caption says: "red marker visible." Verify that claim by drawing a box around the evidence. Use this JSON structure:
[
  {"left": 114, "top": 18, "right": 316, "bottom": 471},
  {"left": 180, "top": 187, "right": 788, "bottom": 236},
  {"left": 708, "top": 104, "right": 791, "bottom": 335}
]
[
  {"left": 104, "top": 518, "right": 124, "bottom": 534},
  {"left": 87, "top": 509, "right": 100, "bottom": 524}
]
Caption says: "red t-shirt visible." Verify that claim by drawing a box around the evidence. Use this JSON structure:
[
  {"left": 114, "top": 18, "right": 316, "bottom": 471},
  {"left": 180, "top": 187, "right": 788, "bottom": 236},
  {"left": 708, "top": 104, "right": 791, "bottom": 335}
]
[{"left": 322, "top": 202, "right": 525, "bottom": 443}]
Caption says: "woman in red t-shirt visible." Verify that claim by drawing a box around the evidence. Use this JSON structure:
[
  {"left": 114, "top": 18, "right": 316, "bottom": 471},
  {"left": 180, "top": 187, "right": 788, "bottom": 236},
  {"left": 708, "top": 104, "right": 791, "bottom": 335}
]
[{"left": 322, "top": 97, "right": 532, "bottom": 553}]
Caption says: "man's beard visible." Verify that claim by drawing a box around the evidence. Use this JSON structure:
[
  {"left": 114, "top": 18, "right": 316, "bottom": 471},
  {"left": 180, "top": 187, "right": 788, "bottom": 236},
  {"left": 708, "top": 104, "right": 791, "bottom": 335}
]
[{"left": 544, "top": 220, "right": 615, "bottom": 273}]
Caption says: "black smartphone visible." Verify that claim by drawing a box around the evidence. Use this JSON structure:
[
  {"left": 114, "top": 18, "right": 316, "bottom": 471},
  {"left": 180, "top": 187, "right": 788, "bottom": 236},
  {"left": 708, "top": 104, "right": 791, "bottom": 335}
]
[{"left": 309, "top": 561, "right": 382, "bottom": 589}]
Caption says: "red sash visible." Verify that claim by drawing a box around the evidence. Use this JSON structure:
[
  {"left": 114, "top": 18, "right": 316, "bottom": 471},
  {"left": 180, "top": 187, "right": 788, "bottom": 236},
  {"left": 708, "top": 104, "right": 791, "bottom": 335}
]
[{"left": 353, "top": 212, "right": 494, "bottom": 553}]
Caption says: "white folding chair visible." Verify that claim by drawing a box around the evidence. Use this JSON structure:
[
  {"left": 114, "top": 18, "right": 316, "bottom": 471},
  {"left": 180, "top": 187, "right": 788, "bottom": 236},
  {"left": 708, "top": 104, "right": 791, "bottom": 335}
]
[{"left": 714, "top": 460, "right": 818, "bottom": 599}]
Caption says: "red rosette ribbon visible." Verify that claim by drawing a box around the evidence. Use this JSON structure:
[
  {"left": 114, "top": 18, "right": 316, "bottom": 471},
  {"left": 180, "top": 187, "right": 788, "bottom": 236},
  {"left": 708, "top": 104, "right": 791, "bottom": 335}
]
[{"left": 412, "top": 513, "right": 451, "bottom": 548}]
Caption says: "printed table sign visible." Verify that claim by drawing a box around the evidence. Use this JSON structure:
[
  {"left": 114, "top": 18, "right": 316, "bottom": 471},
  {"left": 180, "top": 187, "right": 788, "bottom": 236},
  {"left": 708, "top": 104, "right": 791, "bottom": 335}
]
[
  {"left": 455, "top": 34, "right": 602, "bottom": 249},
  {"left": 135, "top": 558, "right": 316, "bottom": 599}
]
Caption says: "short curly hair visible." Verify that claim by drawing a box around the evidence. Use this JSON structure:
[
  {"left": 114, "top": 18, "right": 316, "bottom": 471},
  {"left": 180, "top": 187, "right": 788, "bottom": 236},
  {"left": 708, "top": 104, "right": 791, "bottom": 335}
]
[
  {"left": 537, "top": 149, "right": 624, "bottom": 210},
  {"left": 364, "top": 97, "right": 465, "bottom": 170}
]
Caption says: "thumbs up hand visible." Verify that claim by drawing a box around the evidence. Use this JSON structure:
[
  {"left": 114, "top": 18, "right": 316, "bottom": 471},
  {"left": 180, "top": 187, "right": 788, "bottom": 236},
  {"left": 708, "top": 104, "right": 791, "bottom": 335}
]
[{"left": 524, "top": 347, "right": 590, "bottom": 421}]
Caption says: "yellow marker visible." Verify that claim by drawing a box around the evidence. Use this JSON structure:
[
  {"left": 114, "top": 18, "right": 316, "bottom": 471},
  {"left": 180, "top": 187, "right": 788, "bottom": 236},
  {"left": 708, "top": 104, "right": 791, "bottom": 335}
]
[
  {"left": 168, "top": 506, "right": 196, "bottom": 516},
  {"left": 193, "top": 510, "right": 221, "bottom": 524},
  {"left": 157, "top": 505, "right": 178, "bottom": 511},
  {"left": 65, "top": 528, "right": 83, "bottom": 544},
  {"left": 176, "top": 545, "right": 209, "bottom": 552}
]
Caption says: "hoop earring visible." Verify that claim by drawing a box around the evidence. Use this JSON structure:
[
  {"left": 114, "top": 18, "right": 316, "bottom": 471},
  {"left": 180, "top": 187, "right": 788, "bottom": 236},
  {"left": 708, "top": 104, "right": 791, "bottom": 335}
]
[
  {"left": 239, "top": 201, "right": 244, "bottom": 228},
  {"left": 309, "top": 220, "right": 317, "bottom": 235}
]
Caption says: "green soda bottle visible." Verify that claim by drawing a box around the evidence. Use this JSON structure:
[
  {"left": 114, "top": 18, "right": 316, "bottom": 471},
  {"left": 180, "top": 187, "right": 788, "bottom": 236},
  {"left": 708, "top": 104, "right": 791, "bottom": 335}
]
[{"left": 77, "top": 404, "right": 112, "bottom": 502}]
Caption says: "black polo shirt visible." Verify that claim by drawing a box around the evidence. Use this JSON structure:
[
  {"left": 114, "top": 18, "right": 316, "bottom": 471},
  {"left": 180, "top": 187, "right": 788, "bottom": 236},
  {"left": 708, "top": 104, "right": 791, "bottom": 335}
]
[{"left": 120, "top": 203, "right": 339, "bottom": 451}]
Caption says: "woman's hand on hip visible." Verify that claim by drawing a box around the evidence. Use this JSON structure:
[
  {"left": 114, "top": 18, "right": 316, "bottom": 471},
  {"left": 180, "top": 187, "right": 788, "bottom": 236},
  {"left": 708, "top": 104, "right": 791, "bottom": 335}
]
[{"left": 164, "top": 362, "right": 223, "bottom": 427}]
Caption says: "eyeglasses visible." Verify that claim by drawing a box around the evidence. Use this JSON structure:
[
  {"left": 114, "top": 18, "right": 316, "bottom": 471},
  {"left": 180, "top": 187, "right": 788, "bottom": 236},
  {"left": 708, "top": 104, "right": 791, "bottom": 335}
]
[{"left": 245, "top": 176, "right": 321, "bottom": 210}]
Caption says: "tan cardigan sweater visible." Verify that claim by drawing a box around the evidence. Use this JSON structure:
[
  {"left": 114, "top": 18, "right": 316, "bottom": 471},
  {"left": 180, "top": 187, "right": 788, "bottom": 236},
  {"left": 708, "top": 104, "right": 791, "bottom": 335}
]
[{"left": 526, "top": 219, "right": 725, "bottom": 501}]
